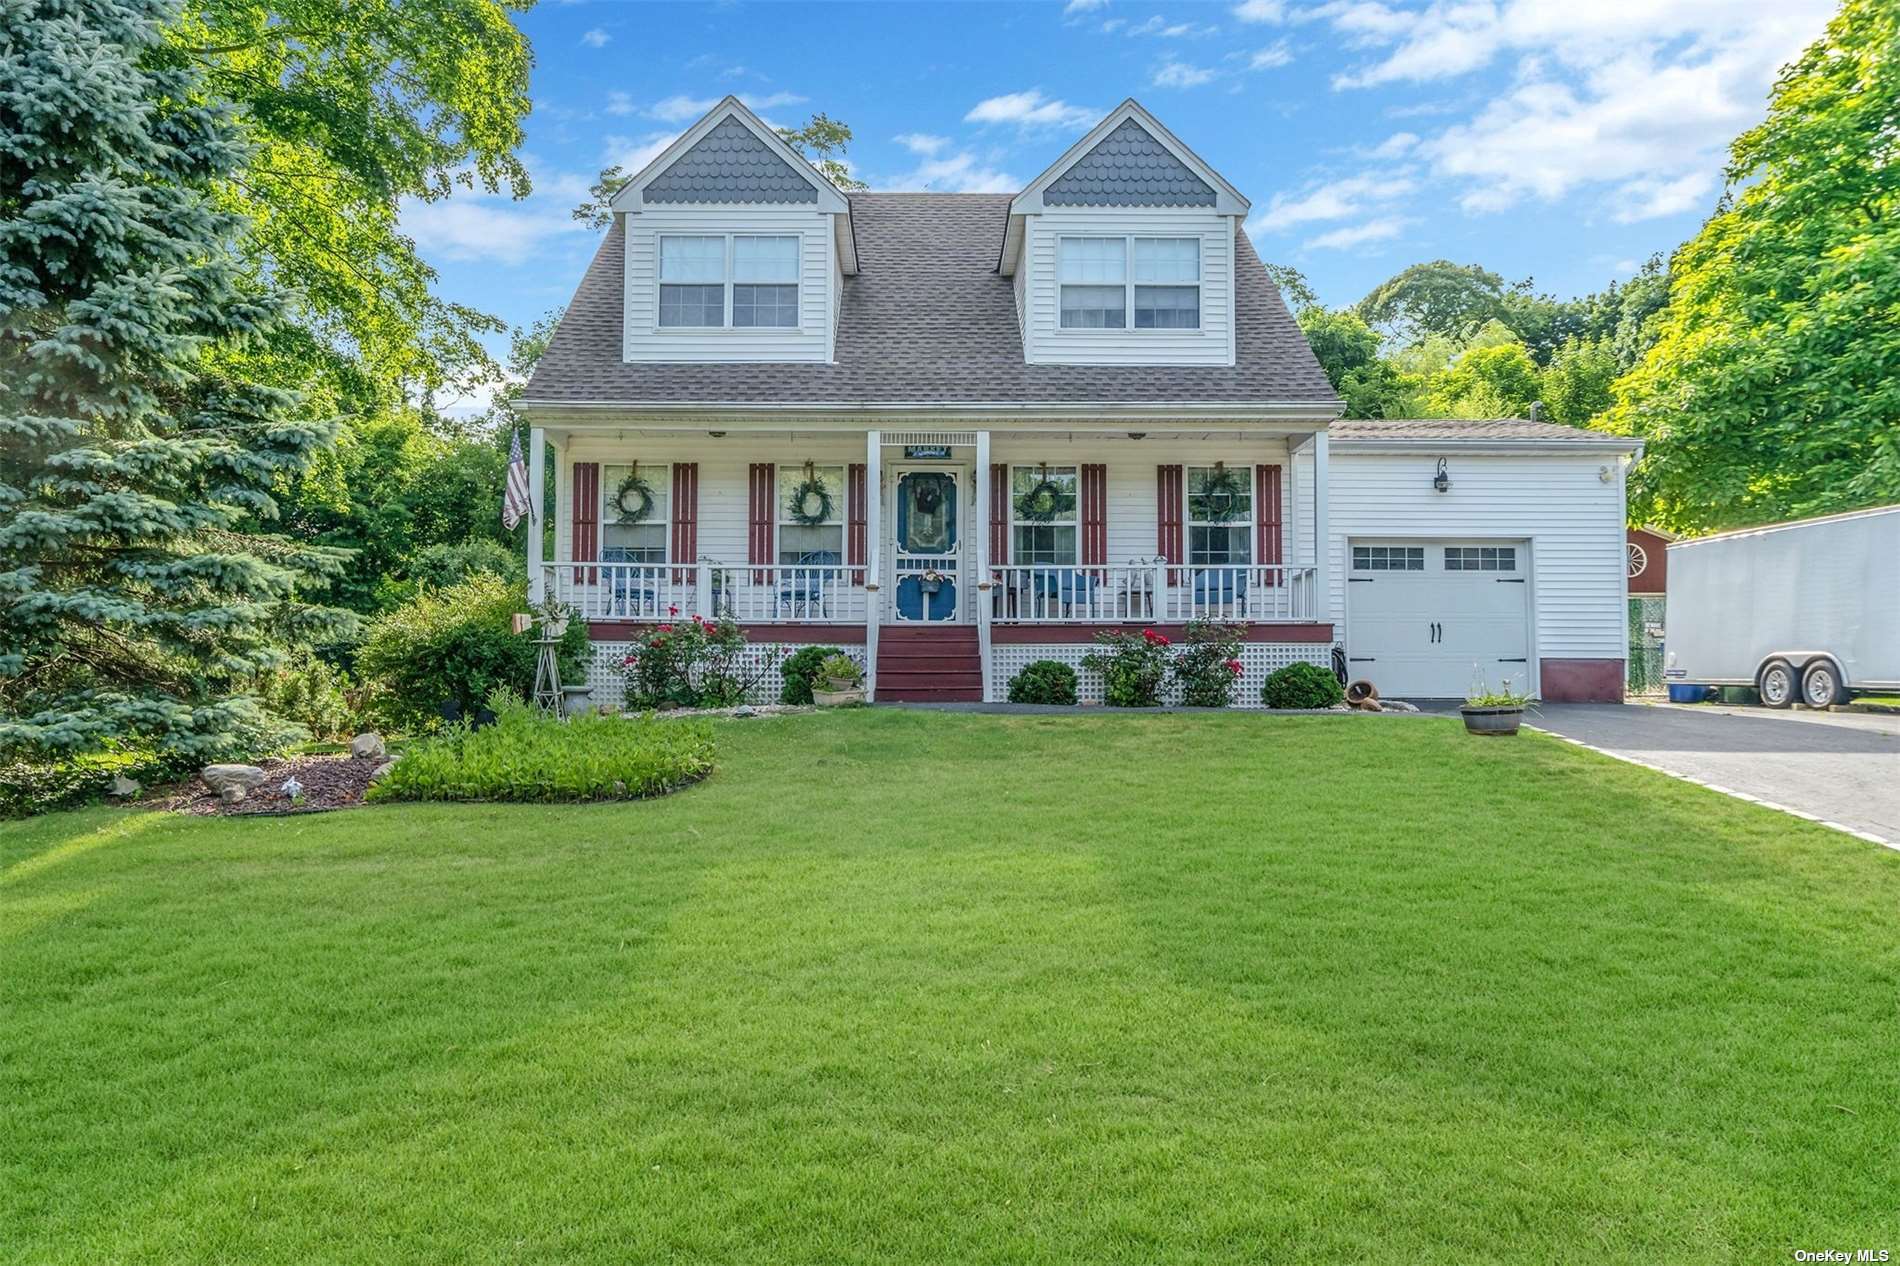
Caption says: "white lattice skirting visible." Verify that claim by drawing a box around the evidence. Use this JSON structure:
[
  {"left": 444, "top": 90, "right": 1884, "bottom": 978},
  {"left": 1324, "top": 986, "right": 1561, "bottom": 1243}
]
[
  {"left": 584, "top": 641, "right": 868, "bottom": 707},
  {"left": 990, "top": 641, "right": 1334, "bottom": 707}
]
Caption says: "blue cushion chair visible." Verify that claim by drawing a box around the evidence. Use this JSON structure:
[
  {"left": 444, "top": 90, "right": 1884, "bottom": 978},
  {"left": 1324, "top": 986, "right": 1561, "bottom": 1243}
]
[{"left": 1192, "top": 569, "right": 1248, "bottom": 610}]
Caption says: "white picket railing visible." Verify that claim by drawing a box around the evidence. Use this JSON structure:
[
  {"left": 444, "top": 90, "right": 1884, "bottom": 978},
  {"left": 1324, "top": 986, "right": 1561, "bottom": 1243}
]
[
  {"left": 711, "top": 564, "right": 868, "bottom": 623},
  {"left": 541, "top": 562, "right": 867, "bottom": 624},
  {"left": 989, "top": 562, "right": 1319, "bottom": 623},
  {"left": 542, "top": 563, "right": 689, "bottom": 623}
]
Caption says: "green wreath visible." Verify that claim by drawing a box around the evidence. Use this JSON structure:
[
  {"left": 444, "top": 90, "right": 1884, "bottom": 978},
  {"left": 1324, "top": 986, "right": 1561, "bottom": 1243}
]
[
  {"left": 1194, "top": 465, "right": 1248, "bottom": 523},
  {"left": 1014, "top": 477, "right": 1069, "bottom": 523},
  {"left": 788, "top": 472, "right": 835, "bottom": 526},
  {"left": 613, "top": 469, "right": 657, "bottom": 524}
]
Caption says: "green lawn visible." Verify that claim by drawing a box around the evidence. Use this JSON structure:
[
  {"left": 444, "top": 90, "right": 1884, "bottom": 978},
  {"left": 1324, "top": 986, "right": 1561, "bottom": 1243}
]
[{"left": 5, "top": 712, "right": 1897, "bottom": 1262}]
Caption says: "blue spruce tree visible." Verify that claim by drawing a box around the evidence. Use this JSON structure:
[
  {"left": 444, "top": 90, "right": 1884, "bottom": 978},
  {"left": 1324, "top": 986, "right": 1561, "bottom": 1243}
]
[{"left": 1, "top": 0, "right": 357, "bottom": 765}]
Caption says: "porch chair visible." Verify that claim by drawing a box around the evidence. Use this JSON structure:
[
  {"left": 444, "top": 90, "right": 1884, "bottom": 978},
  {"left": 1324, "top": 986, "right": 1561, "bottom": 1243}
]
[
  {"left": 602, "top": 547, "right": 658, "bottom": 618},
  {"left": 777, "top": 550, "right": 839, "bottom": 619},
  {"left": 1191, "top": 568, "right": 1249, "bottom": 615}
]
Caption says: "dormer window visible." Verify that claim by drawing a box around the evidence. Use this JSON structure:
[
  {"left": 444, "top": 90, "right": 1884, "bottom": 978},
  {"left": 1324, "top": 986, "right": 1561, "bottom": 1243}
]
[
  {"left": 1057, "top": 235, "right": 1201, "bottom": 331},
  {"left": 657, "top": 233, "right": 801, "bottom": 329}
]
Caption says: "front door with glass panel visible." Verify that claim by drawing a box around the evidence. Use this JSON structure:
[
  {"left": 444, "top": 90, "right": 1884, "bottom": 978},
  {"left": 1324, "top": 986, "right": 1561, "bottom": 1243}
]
[{"left": 889, "top": 468, "right": 962, "bottom": 622}]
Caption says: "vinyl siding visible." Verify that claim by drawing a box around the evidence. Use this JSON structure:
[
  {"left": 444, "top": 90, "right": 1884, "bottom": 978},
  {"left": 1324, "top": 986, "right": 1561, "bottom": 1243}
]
[
  {"left": 1021, "top": 209, "right": 1234, "bottom": 367},
  {"left": 1327, "top": 452, "right": 1628, "bottom": 660},
  {"left": 621, "top": 207, "right": 833, "bottom": 363}
]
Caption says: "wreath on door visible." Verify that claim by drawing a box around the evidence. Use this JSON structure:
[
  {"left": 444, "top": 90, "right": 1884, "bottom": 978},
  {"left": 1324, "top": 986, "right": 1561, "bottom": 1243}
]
[
  {"left": 787, "top": 464, "right": 835, "bottom": 526},
  {"left": 1195, "top": 463, "right": 1248, "bottom": 523},
  {"left": 613, "top": 466, "right": 657, "bottom": 524},
  {"left": 1014, "top": 467, "right": 1068, "bottom": 523}
]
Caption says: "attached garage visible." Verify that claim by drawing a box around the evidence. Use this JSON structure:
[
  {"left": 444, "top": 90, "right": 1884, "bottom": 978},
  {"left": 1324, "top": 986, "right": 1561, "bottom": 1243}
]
[{"left": 1345, "top": 539, "right": 1532, "bottom": 698}]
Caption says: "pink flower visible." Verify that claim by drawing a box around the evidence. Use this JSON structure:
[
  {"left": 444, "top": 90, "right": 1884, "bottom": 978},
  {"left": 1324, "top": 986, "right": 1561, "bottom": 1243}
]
[
  {"left": 1225, "top": 659, "right": 1243, "bottom": 676},
  {"left": 658, "top": 623, "right": 674, "bottom": 633},
  {"left": 668, "top": 604, "right": 680, "bottom": 616}
]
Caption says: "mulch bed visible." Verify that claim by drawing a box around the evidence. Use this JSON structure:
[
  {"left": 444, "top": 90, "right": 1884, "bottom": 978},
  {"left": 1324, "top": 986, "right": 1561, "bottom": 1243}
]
[{"left": 161, "top": 753, "right": 383, "bottom": 817}]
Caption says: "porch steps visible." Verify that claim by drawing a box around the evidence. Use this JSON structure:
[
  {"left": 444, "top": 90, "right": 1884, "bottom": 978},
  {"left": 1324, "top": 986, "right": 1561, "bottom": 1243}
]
[{"left": 876, "top": 626, "right": 983, "bottom": 702}]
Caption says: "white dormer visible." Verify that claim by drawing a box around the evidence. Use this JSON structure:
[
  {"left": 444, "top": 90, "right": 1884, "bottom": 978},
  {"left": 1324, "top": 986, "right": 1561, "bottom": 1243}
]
[
  {"left": 611, "top": 97, "right": 857, "bottom": 364},
  {"left": 999, "top": 100, "right": 1250, "bottom": 368}
]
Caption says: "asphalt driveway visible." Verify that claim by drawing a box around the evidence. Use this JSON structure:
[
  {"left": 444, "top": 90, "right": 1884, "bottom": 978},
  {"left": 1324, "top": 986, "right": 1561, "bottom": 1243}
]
[{"left": 1527, "top": 703, "right": 1900, "bottom": 847}]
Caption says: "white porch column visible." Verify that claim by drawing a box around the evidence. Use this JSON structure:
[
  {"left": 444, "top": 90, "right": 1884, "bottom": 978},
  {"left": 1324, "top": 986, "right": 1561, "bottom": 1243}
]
[
  {"left": 526, "top": 425, "right": 546, "bottom": 603},
  {"left": 973, "top": 429, "right": 993, "bottom": 702},
  {"left": 864, "top": 430, "right": 882, "bottom": 700},
  {"left": 1311, "top": 429, "right": 1331, "bottom": 627}
]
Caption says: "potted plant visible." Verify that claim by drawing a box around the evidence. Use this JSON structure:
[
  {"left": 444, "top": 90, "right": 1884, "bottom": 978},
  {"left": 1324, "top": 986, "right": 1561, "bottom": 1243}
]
[
  {"left": 811, "top": 653, "right": 865, "bottom": 707},
  {"left": 560, "top": 675, "right": 594, "bottom": 718},
  {"left": 1461, "top": 677, "right": 1531, "bottom": 735}
]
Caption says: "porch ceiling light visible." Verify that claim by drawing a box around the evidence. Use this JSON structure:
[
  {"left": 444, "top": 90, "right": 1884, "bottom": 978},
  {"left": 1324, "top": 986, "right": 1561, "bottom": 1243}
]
[{"left": 1433, "top": 457, "right": 1451, "bottom": 493}]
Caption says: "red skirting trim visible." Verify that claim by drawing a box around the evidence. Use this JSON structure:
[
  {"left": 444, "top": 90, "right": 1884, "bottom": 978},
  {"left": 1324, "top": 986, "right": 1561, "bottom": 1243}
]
[
  {"left": 992, "top": 622, "right": 1334, "bottom": 644},
  {"left": 589, "top": 620, "right": 865, "bottom": 645},
  {"left": 1538, "top": 658, "right": 1624, "bottom": 703}
]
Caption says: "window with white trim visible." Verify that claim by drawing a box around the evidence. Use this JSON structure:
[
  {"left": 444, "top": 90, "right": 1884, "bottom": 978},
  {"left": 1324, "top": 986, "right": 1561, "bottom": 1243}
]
[
  {"left": 777, "top": 464, "right": 845, "bottom": 566},
  {"left": 1058, "top": 236, "right": 1201, "bottom": 331},
  {"left": 658, "top": 234, "right": 801, "bottom": 329},
  {"left": 601, "top": 464, "right": 669, "bottom": 563},
  {"left": 1352, "top": 545, "right": 1424, "bottom": 571},
  {"left": 1187, "top": 465, "right": 1251, "bottom": 565},
  {"left": 1445, "top": 546, "right": 1516, "bottom": 572},
  {"left": 1009, "top": 465, "right": 1079, "bottom": 565}
]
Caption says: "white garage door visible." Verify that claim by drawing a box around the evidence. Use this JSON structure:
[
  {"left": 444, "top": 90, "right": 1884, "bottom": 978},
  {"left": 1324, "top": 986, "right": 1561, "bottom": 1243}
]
[{"left": 1345, "top": 541, "right": 1532, "bottom": 699}]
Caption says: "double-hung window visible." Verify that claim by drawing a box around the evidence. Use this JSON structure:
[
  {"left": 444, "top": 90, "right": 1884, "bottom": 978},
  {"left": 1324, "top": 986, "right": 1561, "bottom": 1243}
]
[
  {"left": 1186, "top": 465, "right": 1251, "bottom": 566},
  {"left": 600, "top": 463, "right": 669, "bottom": 564},
  {"left": 1009, "top": 465, "right": 1079, "bottom": 565},
  {"left": 1058, "top": 236, "right": 1201, "bottom": 330},
  {"left": 658, "top": 234, "right": 800, "bottom": 329},
  {"left": 777, "top": 465, "right": 845, "bottom": 565}
]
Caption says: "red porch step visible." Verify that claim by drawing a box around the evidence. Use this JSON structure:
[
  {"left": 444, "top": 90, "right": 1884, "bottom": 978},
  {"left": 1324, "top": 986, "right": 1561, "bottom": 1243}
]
[{"left": 876, "top": 626, "right": 982, "bottom": 702}]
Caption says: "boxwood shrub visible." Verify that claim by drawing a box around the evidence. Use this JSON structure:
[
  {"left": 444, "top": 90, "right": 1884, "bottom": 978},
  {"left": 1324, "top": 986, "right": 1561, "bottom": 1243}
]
[
  {"left": 1261, "top": 662, "right": 1345, "bottom": 710},
  {"left": 1007, "top": 659, "right": 1079, "bottom": 705},
  {"left": 779, "top": 644, "right": 846, "bottom": 704}
]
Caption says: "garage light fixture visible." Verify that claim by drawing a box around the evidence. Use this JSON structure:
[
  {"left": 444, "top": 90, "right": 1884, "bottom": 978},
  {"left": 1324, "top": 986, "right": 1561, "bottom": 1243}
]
[{"left": 1432, "top": 457, "right": 1451, "bottom": 493}]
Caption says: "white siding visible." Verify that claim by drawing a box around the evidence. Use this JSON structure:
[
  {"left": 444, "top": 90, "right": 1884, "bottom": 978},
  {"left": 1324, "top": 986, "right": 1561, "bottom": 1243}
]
[
  {"left": 621, "top": 207, "right": 834, "bottom": 363},
  {"left": 1327, "top": 452, "right": 1628, "bottom": 661},
  {"left": 1021, "top": 209, "right": 1234, "bottom": 366}
]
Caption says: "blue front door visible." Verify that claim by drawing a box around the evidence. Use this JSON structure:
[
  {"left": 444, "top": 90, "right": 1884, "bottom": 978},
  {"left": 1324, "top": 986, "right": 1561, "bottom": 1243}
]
[{"left": 893, "top": 469, "right": 960, "bottom": 621}]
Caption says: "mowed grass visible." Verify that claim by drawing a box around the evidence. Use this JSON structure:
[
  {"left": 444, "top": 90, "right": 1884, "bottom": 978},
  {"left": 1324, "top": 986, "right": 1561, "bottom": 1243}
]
[{"left": 4, "top": 711, "right": 1898, "bottom": 1263}]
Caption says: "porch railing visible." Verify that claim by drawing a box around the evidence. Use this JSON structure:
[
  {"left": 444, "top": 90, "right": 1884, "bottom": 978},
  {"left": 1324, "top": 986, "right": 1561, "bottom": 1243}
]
[
  {"left": 541, "top": 561, "right": 867, "bottom": 624},
  {"left": 989, "top": 563, "right": 1319, "bottom": 624}
]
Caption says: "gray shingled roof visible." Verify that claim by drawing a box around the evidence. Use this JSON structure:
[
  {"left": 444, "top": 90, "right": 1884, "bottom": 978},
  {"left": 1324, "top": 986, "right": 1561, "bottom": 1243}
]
[
  {"left": 1332, "top": 418, "right": 1635, "bottom": 443},
  {"left": 1044, "top": 119, "right": 1216, "bottom": 207},
  {"left": 523, "top": 192, "right": 1338, "bottom": 409},
  {"left": 645, "top": 117, "right": 818, "bottom": 204}
]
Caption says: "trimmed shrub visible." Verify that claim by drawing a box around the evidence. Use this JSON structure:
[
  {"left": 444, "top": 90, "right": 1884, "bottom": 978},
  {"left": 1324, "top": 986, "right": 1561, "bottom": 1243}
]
[
  {"left": 356, "top": 575, "right": 588, "bottom": 731},
  {"left": 1007, "top": 659, "right": 1079, "bottom": 705},
  {"left": 1172, "top": 620, "right": 1246, "bottom": 707},
  {"left": 780, "top": 645, "right": 846, "bottom": 704},
  {"left": 368, "top": 690, "right": 715, "bottom": 803},
  {"left": 1262, "top": 662, "right": 1345, "bottom": 710},
  {"left": 1082, "top": 629, "right": 1172, "bottom": 707}
]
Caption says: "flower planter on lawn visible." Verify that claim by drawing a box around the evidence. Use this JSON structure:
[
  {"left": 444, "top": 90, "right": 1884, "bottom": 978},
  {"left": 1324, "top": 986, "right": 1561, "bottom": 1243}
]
[
  {"left": 1460, "top": 705, "right": 1523, "bottom": 736},
  {"left": 812, "top": 686, "right": 865, "bottom": 707}
]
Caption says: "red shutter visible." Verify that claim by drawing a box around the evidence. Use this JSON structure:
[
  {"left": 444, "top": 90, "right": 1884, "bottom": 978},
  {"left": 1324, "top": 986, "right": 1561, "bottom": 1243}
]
[
  {"left": 747, "top": 463, "right": 775, "bottom": 566},
  {"left": 1081, "top": 463, "right": 1107, "bottom": 572},
  {"left": 1157, "top": 464, "right": 1183, "bottom": 583},
  {"left": 572, "top": 461, "right": 599, "bottom": 585},
  {"left": 671, "top": 462, "right": 698, "bottom": 584},
  {"left": 847, "top": 462, "right": 867, "bottom": 577},
  {"left": 989, "top": 463, "right": 1009, "bottom": 566},
  {"left": 1256, "top": 464, "right": 1283, "bottom": 585}
]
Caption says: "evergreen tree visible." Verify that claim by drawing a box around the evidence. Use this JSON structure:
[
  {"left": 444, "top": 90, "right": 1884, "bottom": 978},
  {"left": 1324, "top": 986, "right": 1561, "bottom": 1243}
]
[{"left": 0, "top": 0, "right": 354, "bottom": 762}]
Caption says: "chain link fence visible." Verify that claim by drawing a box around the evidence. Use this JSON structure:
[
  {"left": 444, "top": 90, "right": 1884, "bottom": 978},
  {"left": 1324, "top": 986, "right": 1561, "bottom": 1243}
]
[{"left": 1627, "top": 597, "right": 1667, "bottom": 695}]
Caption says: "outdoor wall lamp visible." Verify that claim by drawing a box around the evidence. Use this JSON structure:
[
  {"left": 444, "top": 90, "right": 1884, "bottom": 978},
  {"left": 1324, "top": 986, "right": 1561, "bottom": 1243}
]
[{"left": 1433, "top": 457, "right": 1451, "bottom": 493}]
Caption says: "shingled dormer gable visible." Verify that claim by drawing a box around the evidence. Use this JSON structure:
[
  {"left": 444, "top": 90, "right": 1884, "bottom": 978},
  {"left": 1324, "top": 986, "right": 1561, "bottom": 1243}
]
[
  {"left": 1043, "top": 118, "right": 1217, "bottom": 208},
  {"left": 644, "top": 116, "right": 820, "bottom": 205}
]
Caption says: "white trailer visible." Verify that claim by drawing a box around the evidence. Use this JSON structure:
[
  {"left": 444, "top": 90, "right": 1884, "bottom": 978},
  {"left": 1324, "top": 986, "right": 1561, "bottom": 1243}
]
[{"left": 1665, "top": 504, "right": 1900, "bottom": 707}]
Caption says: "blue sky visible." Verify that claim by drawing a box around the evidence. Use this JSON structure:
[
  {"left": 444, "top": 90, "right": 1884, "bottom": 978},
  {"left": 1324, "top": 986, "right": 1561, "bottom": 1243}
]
[{"left": 405, "top": 0, "right": 1838, "bottom": 410}]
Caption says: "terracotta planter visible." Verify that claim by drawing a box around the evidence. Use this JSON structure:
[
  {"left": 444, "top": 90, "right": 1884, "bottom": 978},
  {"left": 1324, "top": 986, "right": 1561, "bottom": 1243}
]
[
  {"left": 1461, "top": 705, "right": 1523, "bottom": 736},
  {"left": 812, "top": 686, "right": 865, "bottom": 707}
]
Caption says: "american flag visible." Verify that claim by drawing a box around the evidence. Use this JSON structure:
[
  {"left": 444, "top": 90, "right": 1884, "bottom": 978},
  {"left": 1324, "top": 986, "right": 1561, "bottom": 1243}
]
[{"left": 502, "top": 427, "right": 532, "bottom": 530}]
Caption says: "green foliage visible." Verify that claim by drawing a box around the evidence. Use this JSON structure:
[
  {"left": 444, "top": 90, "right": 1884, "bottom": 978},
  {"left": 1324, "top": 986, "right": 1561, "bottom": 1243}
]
[
  {"left": 1006, "top": 659, "right": 1079, "bottom": 705},
  {"left": 0, "top": 0, "right": 356, "bottom": 765},
  {"left": 1262, "top": 261, "right": 1317, "bottom": 311},
  {"left": 0, "top": 745, "right": 182, "bottom": 817},
  {"left": 623, "top": 614, "right": 769, "bottom": 710},
  {"left": 1082, "top": 629, "right": 1172, "bottom": 708},
  {"left": 259, "top": 653, "right": 360, "bottom": 743},
  {"left": 815, "top": 654, "right": 863, "bottom": 689},
  {"left": 1429, "top": 343, "right": 1542, "bottom": 419},
  {"left": 1540, "top": 337, "right": 1620, "bottom": 427},
  {"left": 1297, "top": 308, "right": 1382, "bottom": 392},
  {"left": 779, "top": 645, "right": 846, "bottom": 705},
  {"left": 1262, "top": 662, "right": 1344, "bottom": 710},
  {"left": 1357, "top": 261, "right": 1507, "bottom": 342},
  {"left": 1172, "top": 620, "right": 1246, "bottom": 708},
  {"left": 368, "top": 689, "right": 714, "bottom": 803},
  {"left": 355, "top": 575, "right": 583, "bottom": 730},
  {"left": 1603, "top": 0, "right": 1900, "bottom": 531}
]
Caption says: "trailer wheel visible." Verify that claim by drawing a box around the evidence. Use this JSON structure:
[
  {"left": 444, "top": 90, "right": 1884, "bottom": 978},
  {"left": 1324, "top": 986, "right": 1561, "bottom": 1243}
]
[
  {"left": 1758, "top": 660, "right": 1796, "bottom": 709},
  {"left": 1801, "top": 660, "right": 1845, "bottom": 709}
]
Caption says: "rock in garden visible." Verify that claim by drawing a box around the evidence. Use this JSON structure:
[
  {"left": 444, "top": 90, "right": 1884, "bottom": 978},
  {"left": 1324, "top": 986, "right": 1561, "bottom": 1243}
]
[
  {"left": 732, "top": 706, "right": 756, "bottom": 719},
  {"left": 218, "top": 784, "right": 246, "bottom": 804},
  {"left": 369, "top": 760, "right": 396, "bottom": 784},
  {"left": 106, "top": 775, "right": 140, "bottom": 798},
  {"left": 202, "top": 764, "right": 267, "bottom": 792},
  {"left": 350, "top": 732, "right": 386, "bottom": 759}
]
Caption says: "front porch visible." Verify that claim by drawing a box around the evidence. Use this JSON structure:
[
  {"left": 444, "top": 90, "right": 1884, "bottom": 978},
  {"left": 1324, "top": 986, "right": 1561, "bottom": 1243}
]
[{"left": 525, "top": 424, "right": 1336, "bottom": 703}]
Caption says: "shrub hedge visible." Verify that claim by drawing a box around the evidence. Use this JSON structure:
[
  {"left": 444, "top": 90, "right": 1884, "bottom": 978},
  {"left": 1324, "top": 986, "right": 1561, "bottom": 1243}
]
[
  {"left": 1007, "top": 660, "right": 1079, "bottom": 705},
  {"left": 1262, "top": 662, "right": 1345, "bottom": 710},
  {"left": 779, "top": 645, "right": 845, "bottom": 704}
]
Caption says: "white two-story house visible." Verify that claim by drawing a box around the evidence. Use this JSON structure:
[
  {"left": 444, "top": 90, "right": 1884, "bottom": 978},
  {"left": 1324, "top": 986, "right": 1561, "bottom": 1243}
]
[{"left": 519, "top": 97, "right": 1639, "bottom": 704}]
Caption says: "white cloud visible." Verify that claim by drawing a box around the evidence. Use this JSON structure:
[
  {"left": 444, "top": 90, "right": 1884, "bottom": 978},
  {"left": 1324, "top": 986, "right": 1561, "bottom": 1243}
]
[
  {"left": 964, "top": 90, "right": 1099, "bottom": 132},
  {"left": 1126, "top": 14, "right": 1212, "bottom": 37},
  {"left": 1063, "top": 0, "right": 1109, "bottom": 12},
  {"left": 1100, "top": 16, "right": 1125, "bottom": 31},
  {"left": 602, "top": 131, "right": 678, "bottom": 176},
  {"left": 605, "top": 91, "right": 634, "bottom": 117},
  {"left": 1305, "top": 217, "right": 1408, "bottom": 250},
  {"left": 580, "top": 27, "right": 609, "bottom": 48},
  {"left": 880, "top": 150, "right": 1021, "bottom": 194},
  {"left": 1612, "top": 171, "right": 1714, "bottom": 223},
  {"left": 1251, "top": 172, "right": 1415, "bottom": 232},
  {"left": 400, "top": 192, "right": 589, "bottom": 267},
  {"left": 1364, "top": 130, "right": 1418, "bottom": 159},
  {"left": 1152, "top": 59, "right": 1218, "bottom": 88},
  {"left": 894, "top": 132, "right": 951, "bottom": 156},
  {"left": 434, "top": 368, "right": 522, "bottom": 421},
  {"left": 643, "top": 91, "right": 808, "bottom": 124},
  {"left": 1232, "top": 0, "right": 1284, "bottom": 22},
  {"left": 1248, "top": 41, "right": 1293, "bottom": 70}
]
